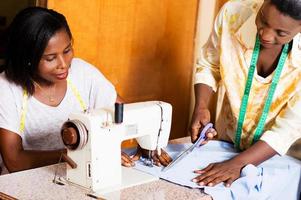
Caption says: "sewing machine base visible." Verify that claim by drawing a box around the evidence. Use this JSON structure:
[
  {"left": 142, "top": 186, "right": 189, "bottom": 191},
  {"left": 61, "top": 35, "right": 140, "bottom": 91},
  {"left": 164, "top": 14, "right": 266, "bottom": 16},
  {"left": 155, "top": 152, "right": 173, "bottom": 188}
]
[{"left": 56, "top": 167, "right": 158, "bottom": 199}]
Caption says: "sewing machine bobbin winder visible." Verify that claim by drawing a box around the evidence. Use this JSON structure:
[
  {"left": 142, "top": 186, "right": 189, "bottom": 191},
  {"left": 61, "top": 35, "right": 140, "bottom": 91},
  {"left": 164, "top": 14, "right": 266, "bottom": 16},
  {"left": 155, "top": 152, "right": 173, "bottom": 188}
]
[{"left": 57, "top": 101, "right": 172, "bottom": 198}]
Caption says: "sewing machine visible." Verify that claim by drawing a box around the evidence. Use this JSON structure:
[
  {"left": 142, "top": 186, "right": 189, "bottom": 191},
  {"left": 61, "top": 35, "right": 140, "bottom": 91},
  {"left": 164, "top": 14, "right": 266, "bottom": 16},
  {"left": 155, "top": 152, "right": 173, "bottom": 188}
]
[{"left": 59, "top": 101, "right": 172, "bottom": 196}]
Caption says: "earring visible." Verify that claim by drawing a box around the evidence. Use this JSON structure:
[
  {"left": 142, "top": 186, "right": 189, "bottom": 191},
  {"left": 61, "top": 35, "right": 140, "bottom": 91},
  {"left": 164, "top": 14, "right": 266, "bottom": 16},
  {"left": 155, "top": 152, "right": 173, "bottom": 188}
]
[{"left": 27, "top": 62, "right": 31, "bottom": 66}]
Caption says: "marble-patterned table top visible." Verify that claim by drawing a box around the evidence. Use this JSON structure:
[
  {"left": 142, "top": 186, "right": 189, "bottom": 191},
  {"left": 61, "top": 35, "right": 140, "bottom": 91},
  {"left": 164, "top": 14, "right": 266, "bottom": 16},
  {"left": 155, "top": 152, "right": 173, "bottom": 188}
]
[{"left": 0, "top": 137, "right": 211, "bottom": 200}]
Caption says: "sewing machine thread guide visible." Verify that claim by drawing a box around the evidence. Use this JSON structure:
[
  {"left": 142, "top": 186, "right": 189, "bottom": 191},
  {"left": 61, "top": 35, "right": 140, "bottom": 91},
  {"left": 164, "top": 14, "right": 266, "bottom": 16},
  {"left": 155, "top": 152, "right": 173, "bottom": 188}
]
[{"left": 162, "top": 123, "right": 213, "bottom": 172}]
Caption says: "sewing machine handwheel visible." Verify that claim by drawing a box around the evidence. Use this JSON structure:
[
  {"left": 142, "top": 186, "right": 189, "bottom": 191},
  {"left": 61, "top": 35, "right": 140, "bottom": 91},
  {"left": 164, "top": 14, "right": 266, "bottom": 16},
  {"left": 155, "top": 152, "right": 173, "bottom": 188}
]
[
  {"left": 62, "top": 127, "right": 78, "bottom": 146},
  {"left": 61, "top": 120, "right": 88, "bottom": 150}
]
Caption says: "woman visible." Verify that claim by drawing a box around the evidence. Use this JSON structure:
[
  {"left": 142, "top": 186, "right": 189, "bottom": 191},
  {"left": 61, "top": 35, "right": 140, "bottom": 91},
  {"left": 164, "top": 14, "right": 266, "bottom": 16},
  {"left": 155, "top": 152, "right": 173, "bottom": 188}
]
[
  {"left": 0, "top": 7, "right": 171, "bottom": 173},
  {"left": 190, "top": 0, "right": 301, "bottom": 187}
]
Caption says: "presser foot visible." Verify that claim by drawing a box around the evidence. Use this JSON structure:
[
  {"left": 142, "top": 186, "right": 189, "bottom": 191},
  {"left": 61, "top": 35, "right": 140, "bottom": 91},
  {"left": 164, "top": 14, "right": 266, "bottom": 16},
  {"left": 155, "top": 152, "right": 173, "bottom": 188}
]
[
  {"left": 142, "top": 158, "right": 154, "bottom": 167},
  {"left": 141, "top": 150, "right": 154, "bottom": 167}
]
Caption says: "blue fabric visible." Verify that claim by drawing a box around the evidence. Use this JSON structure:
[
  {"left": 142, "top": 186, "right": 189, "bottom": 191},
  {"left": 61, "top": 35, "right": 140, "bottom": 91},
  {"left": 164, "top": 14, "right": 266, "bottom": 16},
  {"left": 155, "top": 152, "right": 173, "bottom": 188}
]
[{"left": 125, "top": 141, "right": 301, "bottom": 200}]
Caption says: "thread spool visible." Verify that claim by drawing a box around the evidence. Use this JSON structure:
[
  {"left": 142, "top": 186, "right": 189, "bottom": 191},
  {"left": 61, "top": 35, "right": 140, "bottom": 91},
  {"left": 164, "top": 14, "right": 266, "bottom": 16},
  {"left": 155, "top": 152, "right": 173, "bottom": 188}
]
[{"left": 115, "top": 103, "right": 124, "bottom": 123}]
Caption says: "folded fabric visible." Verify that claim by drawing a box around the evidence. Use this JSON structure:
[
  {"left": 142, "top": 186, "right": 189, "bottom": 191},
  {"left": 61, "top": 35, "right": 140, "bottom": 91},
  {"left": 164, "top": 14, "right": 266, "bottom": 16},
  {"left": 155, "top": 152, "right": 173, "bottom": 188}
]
[{"left": 128, "top": 141, "right": 301, "bottom": 200}]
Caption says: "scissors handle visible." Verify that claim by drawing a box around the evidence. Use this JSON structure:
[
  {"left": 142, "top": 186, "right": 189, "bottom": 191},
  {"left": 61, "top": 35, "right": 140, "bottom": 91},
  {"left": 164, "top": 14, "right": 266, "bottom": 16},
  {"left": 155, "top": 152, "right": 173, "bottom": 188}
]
[{"left": 192, "top": 123, "right": 213, "bottom": 148}]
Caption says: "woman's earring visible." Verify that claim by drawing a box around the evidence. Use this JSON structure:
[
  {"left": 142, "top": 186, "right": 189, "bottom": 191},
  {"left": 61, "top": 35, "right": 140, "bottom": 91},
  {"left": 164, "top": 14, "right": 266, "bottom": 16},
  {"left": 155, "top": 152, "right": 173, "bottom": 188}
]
[{"left": 27, "top": 62, "right": 31, "bottom": 66}]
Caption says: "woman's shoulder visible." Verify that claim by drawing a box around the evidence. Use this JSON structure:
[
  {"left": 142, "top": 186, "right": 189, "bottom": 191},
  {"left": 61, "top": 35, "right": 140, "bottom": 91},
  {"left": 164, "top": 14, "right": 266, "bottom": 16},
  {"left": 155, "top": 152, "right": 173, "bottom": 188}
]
[
  {"left": 0, "top": 72, "right": 22, "bottom": 100},
  {"left": 0, "top": 72, "right": 9, "bottom": 84},
  {"left": 217, "top": 0, "right": 260, "bottom": 32},
  {"left": 220, "top": 0, "right": 261, "bottom": 17},
  {"left": 223, "top": 0, "right": 261, "bottom": 10},
  {"left": 0, "top": 72, "right": 21, "bottom": 91}
]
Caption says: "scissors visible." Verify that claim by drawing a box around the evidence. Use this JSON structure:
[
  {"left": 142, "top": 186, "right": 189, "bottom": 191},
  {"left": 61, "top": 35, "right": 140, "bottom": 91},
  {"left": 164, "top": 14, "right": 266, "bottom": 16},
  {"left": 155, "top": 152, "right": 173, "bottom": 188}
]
[{"left": 162, "top": 123, "right": 213, "bottom": 172}]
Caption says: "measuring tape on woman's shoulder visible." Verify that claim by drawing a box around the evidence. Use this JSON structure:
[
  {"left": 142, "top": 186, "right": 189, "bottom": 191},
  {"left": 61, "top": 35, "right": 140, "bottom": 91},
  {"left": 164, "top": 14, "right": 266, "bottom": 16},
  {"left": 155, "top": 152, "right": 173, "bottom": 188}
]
[
  {"left": 234, "top": 35, "right": 289, "bottom": 150},
  {"left": 19, "top": 78, "right": 87, "bottom": 133}
]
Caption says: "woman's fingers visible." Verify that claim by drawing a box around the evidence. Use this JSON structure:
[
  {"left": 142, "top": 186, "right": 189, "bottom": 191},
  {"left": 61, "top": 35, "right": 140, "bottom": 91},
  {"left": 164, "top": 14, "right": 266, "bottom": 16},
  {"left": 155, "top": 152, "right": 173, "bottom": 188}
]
[
  {"left": 190, "top": 126, "right": 201, "bottom": 143},
  {"left": 152, "top": 154, "right": 161, "bottom": 166},
  {"left": 151, "top": 149, "right": 172, "bottom": 167},
  {"left": 192, "top": 160, "right": 242, "bottom": 186},
  {"left": 206, "top": 128, "right": 217, "bottom": 139},
  {"left": 194, "top": 163, "right": 214, "bottom": 174},
  {"left": 225, "top": 177, "right": 235, "bottom": 187},
  {"left": 121, "top": 152, "right": 134, "bottom": 167},
  {"left": 122, "top": 148, "right": 172, "bottom": 167},
  {"left": 131, "top": 148, "right": 142, "bottom": 161},
  {"left": 159, "top": 149, "right": 173, "bottom": 163}
]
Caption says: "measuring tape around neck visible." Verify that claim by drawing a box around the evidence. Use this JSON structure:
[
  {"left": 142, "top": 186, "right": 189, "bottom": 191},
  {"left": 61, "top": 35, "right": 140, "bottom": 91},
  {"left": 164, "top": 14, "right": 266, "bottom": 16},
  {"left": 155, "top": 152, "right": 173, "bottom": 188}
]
[
  {"left": 19, "top": 78, "right": 87, "bottom": 133},
  {"left": 234, "top": 35, "right": 289, "bottom": 150}
]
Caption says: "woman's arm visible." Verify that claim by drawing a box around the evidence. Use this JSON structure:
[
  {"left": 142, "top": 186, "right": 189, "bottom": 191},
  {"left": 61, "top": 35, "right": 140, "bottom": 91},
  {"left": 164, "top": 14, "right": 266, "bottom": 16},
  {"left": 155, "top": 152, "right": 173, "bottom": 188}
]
[
  {"left": 193, "top": 141, "right": 276, "bottom": 187},
  {"left": 231, "top": 140, "right": 277, "bottom": 166},
  {"left": 190, "top": 83, "right": 216, "bottom": 142},
  {"left": 0, "top": 128, "right": 64, "bottom": 173}
]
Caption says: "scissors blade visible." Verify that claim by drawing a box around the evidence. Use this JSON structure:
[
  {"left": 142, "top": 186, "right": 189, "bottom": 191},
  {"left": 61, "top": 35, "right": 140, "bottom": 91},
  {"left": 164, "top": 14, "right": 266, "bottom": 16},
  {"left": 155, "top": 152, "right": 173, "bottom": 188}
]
[{"left": 162, "top": 123, "right": 213, "bottom": 172}]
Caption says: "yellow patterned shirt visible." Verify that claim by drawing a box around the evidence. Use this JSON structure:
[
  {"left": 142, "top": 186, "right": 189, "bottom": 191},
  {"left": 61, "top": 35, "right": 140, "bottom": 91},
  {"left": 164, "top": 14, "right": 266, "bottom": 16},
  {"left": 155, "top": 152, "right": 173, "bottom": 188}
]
[{"left": 195, "top": 0, "right": 301, "bottom": 154}]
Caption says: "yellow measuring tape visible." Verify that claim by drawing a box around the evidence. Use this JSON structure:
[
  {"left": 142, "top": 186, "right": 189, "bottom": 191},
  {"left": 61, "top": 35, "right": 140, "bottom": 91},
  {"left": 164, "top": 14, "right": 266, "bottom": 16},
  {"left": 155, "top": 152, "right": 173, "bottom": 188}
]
[
  {"left": 19, "top": 90, "right": 28, "bottom": 133},
  {"left": 66, "top": 78, "right": 87, "bottom": 111},
  {"left": 19, "top": 78, "right": 87, "bottom": 133}
]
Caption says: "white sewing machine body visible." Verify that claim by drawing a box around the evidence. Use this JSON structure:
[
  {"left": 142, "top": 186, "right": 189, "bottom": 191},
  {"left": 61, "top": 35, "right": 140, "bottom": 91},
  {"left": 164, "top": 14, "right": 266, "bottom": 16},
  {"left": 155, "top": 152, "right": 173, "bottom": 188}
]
[{"left": 61, "top": 101, "right": 172, "bottom": 194}]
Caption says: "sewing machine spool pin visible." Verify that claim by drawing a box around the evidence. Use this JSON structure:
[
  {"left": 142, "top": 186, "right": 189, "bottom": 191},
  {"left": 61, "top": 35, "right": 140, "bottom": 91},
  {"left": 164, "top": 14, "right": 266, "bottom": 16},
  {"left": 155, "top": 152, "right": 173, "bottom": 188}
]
[{"left": 114, "top": 103, "right": 124, "bottom": 124}]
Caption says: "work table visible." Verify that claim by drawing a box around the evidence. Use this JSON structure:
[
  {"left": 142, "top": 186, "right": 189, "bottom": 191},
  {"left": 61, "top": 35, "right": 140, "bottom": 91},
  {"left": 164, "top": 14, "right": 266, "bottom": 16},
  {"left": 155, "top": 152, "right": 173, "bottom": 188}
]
[
  {"left": 0, "top": 137, "right": 211, "bottom": 200},
  {"left": 0, "top": 164, "right": 211, "bottom": 200}
]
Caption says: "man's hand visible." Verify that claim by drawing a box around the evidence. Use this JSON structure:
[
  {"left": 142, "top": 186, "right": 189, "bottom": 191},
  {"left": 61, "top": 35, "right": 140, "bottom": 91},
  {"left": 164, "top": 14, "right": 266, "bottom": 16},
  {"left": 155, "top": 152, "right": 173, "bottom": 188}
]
[{"left": 192, "top": 159, "right": 245, "bottom": 187}]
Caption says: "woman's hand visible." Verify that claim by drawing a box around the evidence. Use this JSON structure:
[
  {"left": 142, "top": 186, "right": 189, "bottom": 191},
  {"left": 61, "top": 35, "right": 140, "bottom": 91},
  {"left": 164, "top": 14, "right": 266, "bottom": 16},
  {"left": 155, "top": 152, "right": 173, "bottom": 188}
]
[
  {"left": 121, "top": 152, "right": 135, "bottom": 167},
  {"left": 132, "top": 147, "right": 173, "bottom": 167},
  {"left": 121, "top": 148, "right": 172, "bottom": 167},
  {"left": 192, "top": 159, "right": 245, "bottom": 187},
  {"left": 189, "top": 108, "right": 217, "bottom": 144},
  {"left": 192, "top": 141, "right": 278, "bottom": 187}
]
